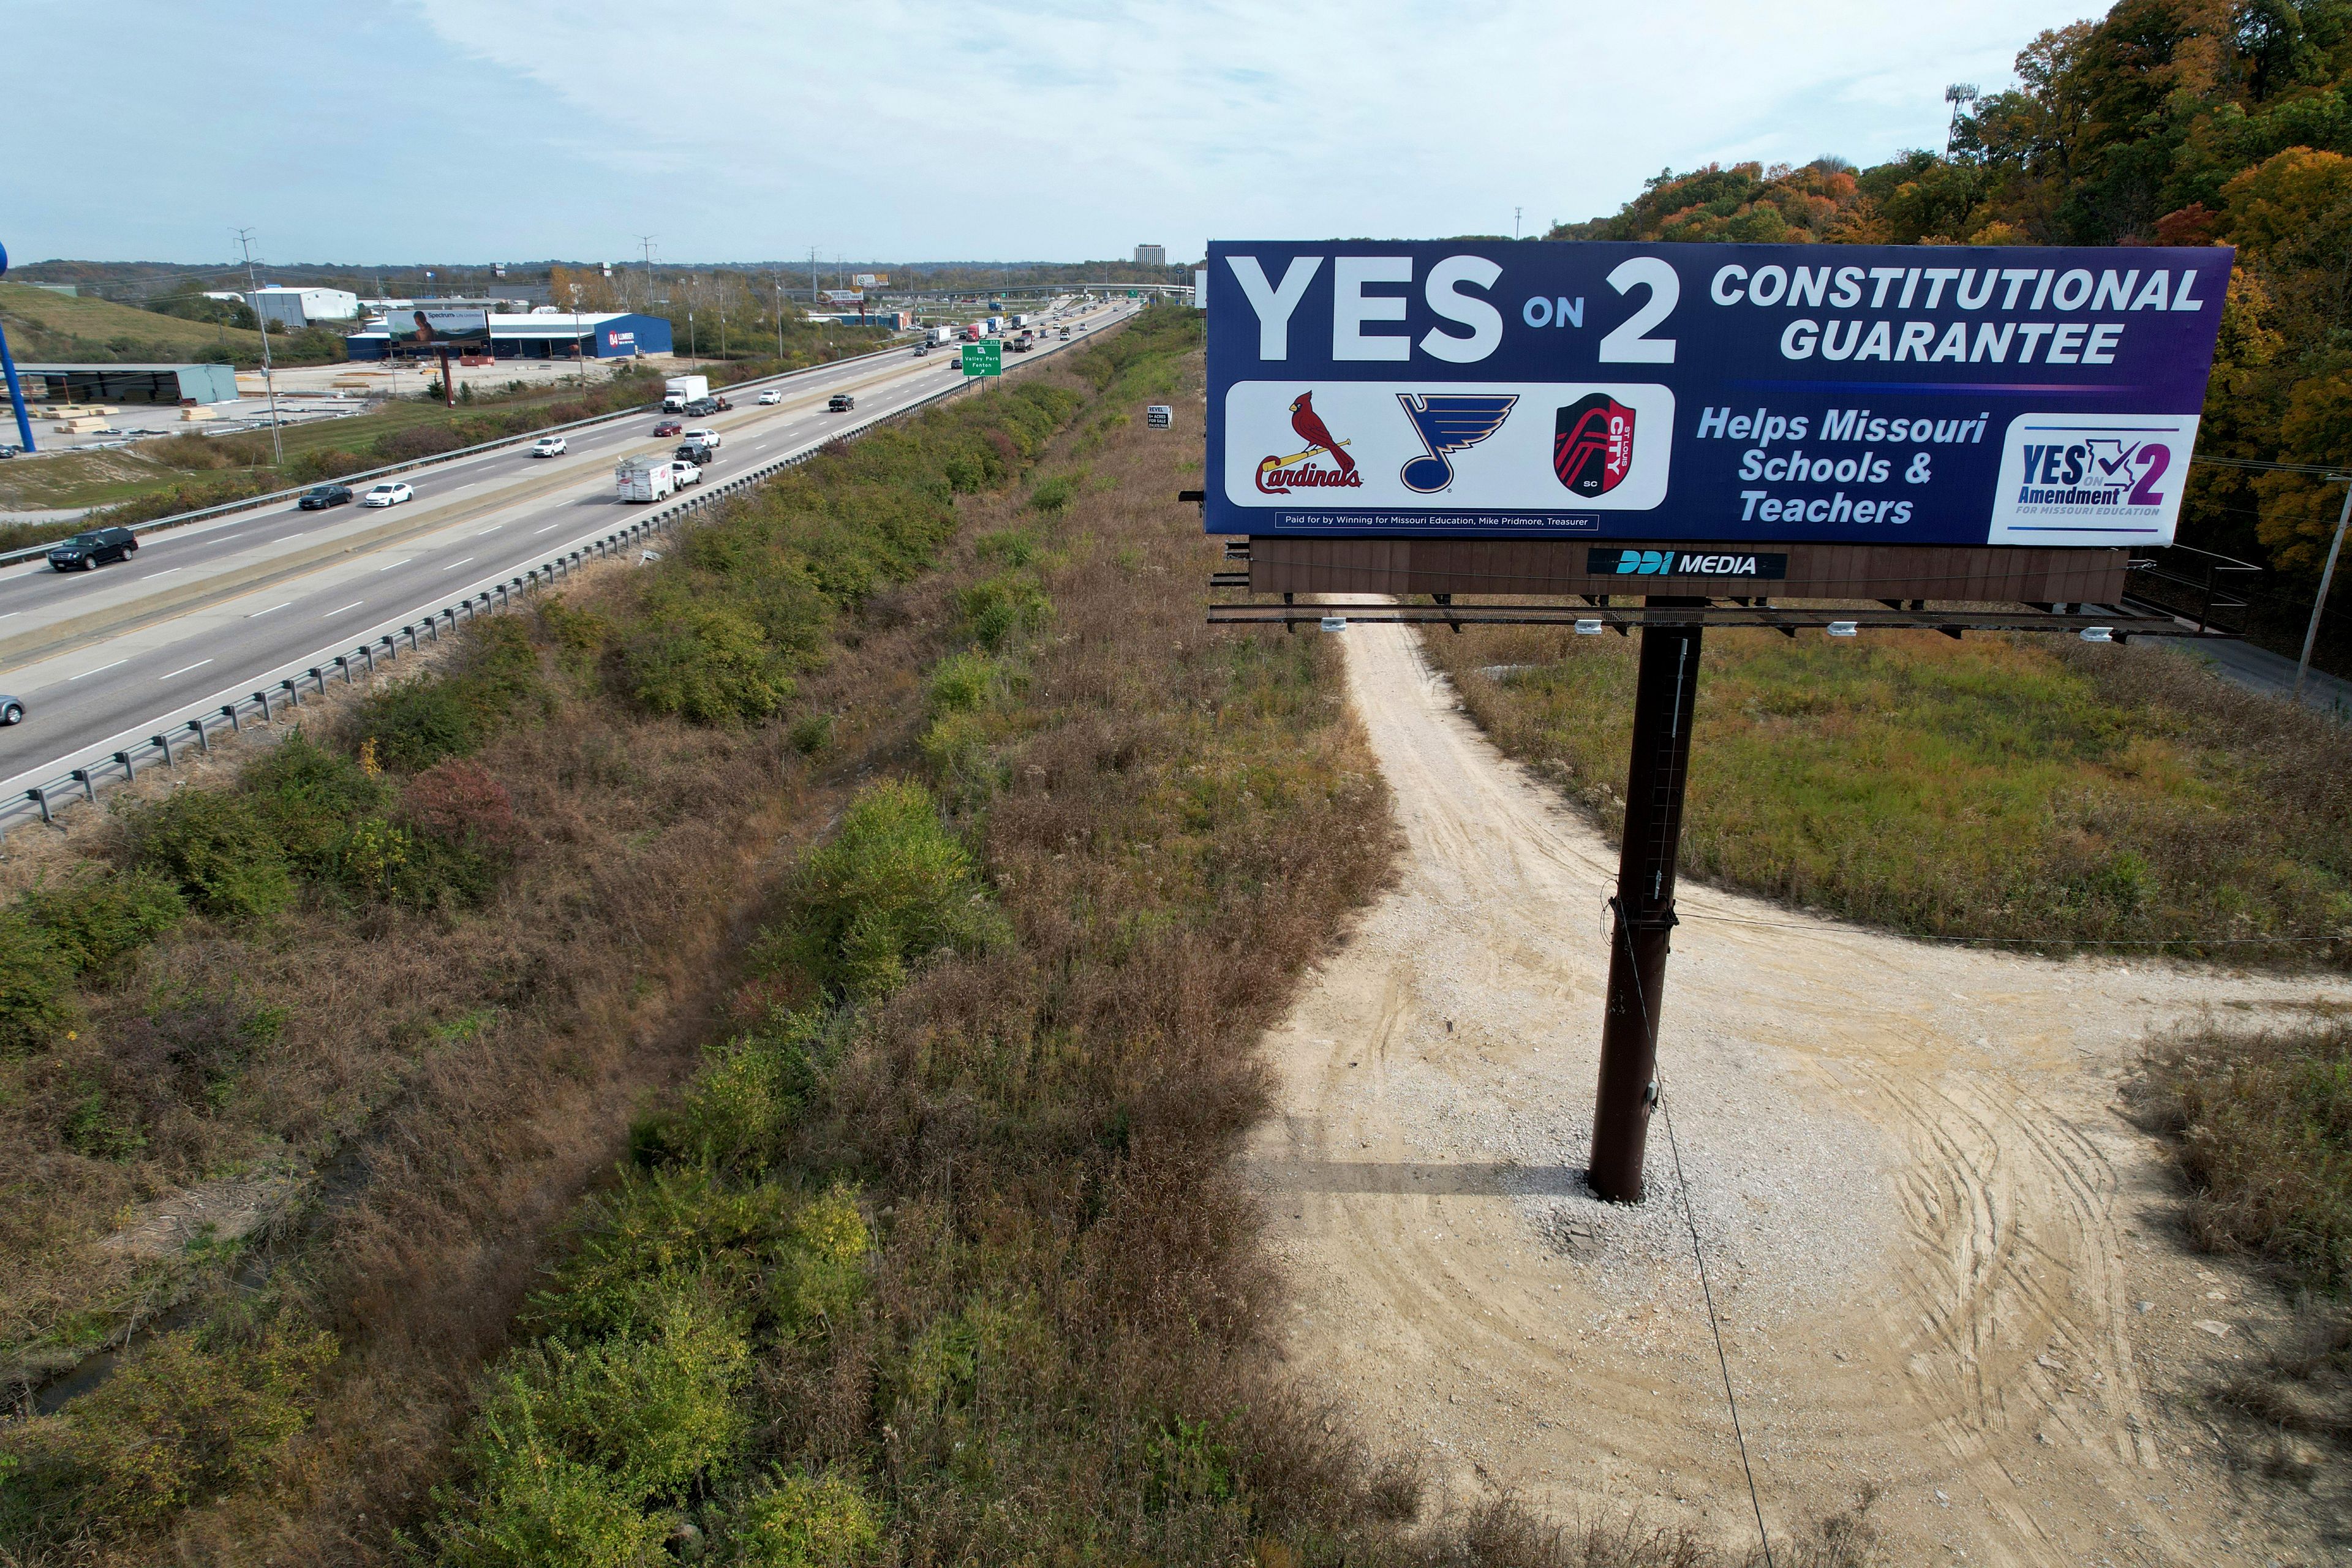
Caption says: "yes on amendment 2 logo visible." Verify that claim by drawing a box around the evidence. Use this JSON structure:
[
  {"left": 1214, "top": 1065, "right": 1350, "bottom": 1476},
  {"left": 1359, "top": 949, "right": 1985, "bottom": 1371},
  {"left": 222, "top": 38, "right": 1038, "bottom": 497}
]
[{"left": 1986, "top": 412, "right": 2199, "bottom": 545}]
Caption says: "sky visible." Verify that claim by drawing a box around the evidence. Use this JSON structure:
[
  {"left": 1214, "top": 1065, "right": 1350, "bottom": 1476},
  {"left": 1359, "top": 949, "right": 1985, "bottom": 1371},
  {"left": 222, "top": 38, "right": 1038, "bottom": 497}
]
[{"left": 10, "top": 0, "right": 2103, "bottom": 269}]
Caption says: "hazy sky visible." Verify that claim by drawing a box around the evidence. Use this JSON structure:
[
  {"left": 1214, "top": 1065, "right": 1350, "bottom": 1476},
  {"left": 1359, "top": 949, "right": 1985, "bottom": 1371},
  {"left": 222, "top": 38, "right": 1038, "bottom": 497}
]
[{"left": 14, "top": 1, "right": 2098, "bottom": 268}]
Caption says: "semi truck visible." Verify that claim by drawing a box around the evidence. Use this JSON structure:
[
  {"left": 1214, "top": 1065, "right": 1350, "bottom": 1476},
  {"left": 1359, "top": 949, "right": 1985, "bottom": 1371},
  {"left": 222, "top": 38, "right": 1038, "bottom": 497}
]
[
  {"left": 616, "top": 454, "right": 676, "bottom": 502},
  {"left": 662, "top": 374, "right": 710, "bottom": 412},
  {"left": 1011, "top": 314, "right": 1031, "bottom": 328},
  {"left": 927, "top": 325, "right": 955, "bottom": 346},
  {"left": 984, "top": 316, "right": 1003, "bottom": 335}
]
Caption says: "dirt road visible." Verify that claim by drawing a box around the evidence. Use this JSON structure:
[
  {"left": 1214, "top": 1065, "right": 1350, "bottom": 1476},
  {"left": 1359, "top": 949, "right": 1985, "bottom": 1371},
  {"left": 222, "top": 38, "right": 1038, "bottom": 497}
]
[{"left": 1245, "top": 619, "right": 2351, "bottom": 1566}]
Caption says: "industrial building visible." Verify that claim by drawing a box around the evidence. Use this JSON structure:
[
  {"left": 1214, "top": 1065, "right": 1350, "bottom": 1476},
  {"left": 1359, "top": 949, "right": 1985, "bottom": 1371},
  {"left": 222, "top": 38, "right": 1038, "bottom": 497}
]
[
  {"left": 15, "top": 363, "right": 241, "bottom": 404},
  {"left": 248, "top": 285, "right": 361, "bottom": 328},
  {"left": 341, "top": 311, "right": 674, "bottom": 361}
]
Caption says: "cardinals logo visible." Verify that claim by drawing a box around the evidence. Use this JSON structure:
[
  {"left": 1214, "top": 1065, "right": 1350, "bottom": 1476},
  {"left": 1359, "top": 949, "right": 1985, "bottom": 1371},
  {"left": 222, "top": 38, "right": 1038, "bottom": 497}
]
[
  {"left": 1395, "top": 393, "right": 1518, "bottom": 493},
  {"left": 1256, "top": 391, "right": 1363, "bottom": 493},
  {"left": 1555, "top": 394, "right": 1636, "bottom": 497}
]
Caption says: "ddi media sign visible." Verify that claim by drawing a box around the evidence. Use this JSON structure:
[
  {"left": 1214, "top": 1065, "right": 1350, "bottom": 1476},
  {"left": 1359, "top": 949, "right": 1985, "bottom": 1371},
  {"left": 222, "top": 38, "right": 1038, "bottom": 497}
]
[{"left": 1204, "top": 240, "right": 2233, "bottom": 548}]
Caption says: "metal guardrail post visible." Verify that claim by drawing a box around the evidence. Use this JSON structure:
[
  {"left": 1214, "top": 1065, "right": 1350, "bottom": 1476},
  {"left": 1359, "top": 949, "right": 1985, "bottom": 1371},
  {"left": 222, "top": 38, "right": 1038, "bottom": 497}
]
[
  {"left": 257, "top": 688, "right": 274, "bottom": 721},
  {"left": 190, "top": 718, "right": 209, "bottom": 755},
  {"left": 113, "top": 751, "right": 135, "bottom": 783},
  {"left": 157, "top": 731, "right": 175, "bottom": 766},
  {"left": 72, "top": 769, "right": 94, "bottom": 802},
  {"left": 32, "top": 786, "right": 52, "bottom": 825}
]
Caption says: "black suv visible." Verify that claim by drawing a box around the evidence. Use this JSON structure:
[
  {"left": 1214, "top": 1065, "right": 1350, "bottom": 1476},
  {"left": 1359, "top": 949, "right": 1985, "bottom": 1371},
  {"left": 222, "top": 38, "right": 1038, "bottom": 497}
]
[
  {"left": 675, "top": 442, "right": 717, "bottom": 466},
  {"left": 682, "top": 397, "right": 718, "bottom": 417},
  {"left": 48, "top": 527, "right": 139, "bottom": 572},
  {"left": 298, "top": 484, "right": 354, "bottom": 511}
]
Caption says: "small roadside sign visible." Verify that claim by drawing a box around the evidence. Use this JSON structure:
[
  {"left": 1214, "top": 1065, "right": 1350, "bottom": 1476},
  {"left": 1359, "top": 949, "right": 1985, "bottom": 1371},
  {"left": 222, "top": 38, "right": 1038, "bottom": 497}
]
[
  {"left": 962, "top": 341, "right": 1001, "bottom": 377},
  {"left": 1147, "top": 405, "right": 1172, "bottom": 429}
]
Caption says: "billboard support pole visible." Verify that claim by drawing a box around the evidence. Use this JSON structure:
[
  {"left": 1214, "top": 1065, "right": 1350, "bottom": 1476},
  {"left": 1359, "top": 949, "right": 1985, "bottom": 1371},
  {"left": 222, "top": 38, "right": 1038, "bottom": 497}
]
[
  {"left": 439, "top": 345, "right": 454, "bottom": 408},
  {"left": 1589, "top": 601, "right": 1706, "bottom": 1204},
  {"left": 2293, "top": 475, "right": 2352, "bottom": 699}
]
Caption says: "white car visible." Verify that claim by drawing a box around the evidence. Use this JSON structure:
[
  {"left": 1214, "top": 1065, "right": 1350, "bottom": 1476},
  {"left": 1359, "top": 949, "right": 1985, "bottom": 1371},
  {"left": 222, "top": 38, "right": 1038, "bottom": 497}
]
[
  {"left": 756, "top": 389, "right": 783, "bottom": 405},
  {"left": 361, "top": 481, "right": 413, "bottom": 507},
  {"left": 682, "top": 428, "right": 722, "bottom": 450},
  {"left": 667, "top": 459, "right": 703, "bottom": 486},
  {"left": 530, "top": 435, "right": 567, "bottom": 457}
]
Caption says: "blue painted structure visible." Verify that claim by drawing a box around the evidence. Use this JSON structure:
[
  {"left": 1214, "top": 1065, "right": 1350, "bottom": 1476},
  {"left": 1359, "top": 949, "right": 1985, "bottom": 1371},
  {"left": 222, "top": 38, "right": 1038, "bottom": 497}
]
[{"left": 0, "top": 240, "right": 34, "bottom": 453}]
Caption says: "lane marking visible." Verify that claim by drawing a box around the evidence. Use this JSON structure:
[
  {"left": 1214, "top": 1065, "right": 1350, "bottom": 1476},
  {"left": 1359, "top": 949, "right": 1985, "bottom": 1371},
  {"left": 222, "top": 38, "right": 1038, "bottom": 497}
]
[
  {"left": 326, "top": 600, "right": 364, "bottom": 617},
  {"left": 161, "top": 658, "right": 213, "bottom": 681},
  {"left": 139, "top": 566, "right": 183, "bottom": 581},
  {"left": 440, "top": 557, "right": 475, "bottom": 571},
  {"left": 477, "top": 524, "right": 502, "bottom": 534},
  {"left": 376, "top": 557, "right": 413, "bottom": 571},
  {"left": 69, "top": 658, "right": 128, "bottom": 681},
  {"left": 281, "top": 532, "right": 306, "bottom": 541},
  {"left": 248, "top": 601, "right": 292, "bottom": 617},
  {"left": 535, "top": 524, "right": 562, "bottom": 533}
]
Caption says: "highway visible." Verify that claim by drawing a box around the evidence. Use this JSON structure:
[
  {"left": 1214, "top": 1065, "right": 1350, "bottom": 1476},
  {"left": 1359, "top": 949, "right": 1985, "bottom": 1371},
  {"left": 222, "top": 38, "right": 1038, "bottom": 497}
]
[{"left": 0, "top": 298, "right": 1138, "bottom": 796}]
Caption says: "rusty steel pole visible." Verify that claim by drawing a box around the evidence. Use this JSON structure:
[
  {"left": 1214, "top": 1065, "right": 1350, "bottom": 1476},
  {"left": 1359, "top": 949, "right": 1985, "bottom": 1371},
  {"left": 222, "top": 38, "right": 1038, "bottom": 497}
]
[{"left": 1588, "top": 601, "right": 1706, "bottom": 1204}]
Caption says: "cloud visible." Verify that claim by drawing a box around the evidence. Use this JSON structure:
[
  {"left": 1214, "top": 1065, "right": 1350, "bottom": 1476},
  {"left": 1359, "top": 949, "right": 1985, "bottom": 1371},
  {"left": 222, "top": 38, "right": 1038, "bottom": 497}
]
[{"left": 18, "top": 0, "right": 2094, "bottom": 262}]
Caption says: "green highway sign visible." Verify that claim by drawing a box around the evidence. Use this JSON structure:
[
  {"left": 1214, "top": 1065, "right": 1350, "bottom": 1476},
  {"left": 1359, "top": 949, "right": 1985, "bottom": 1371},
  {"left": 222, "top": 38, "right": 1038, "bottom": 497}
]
[{"left": 961, "top": 341, "right": 1001, "bottom": 377}]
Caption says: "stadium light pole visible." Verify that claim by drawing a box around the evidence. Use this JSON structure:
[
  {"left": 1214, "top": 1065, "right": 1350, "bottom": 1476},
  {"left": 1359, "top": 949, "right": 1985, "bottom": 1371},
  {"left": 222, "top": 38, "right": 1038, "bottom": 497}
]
[
  {"left": 2294, "top": 474, "right": 2352, "bottom": 699},
  {"left": 235, "top": 228, "right": 285, "bottom": 467}
]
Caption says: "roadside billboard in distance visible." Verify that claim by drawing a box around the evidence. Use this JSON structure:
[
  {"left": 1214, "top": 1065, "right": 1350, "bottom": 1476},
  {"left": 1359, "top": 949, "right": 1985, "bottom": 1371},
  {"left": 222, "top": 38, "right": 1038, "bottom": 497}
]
[
  {"left": 1204, "top": 240, "right": 2233, "bottom": 548},
  {"left": 386, "top": 308, "right": 491, "bottom": 345},
  {"left": 820, "top": 290, "right": 864, "bottom": 307}
]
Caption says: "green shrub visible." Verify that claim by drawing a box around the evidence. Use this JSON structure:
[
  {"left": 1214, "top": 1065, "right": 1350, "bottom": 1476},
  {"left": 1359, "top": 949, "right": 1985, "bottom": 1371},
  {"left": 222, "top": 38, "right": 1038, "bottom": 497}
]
[
  {"left": 1027, "top": 475, "right": 1079, "bottom": 514},
  {"left": 925, "top": 651, "right": 1017, "bottom": 715},
  {"left": 0, "top": 912, "right": 79, "bottom": 1055},
  {"left": 434, "top": 1290, "right": 748, "bottom": 1562},
  {"left": 530, "top": 1170, "right": 797, "bottom": 1341},
  {"left": 768, "top": 1186, "right": 869, "bottom": 1341},
  {"left": 120, "top": 789, "right": 295, "bottom": 921},
  {"left": 19, "top": 866, "right": 186, "bottom": 975},
  {"left": 733, "top": 1472, "right": 880, "bottom": 1568},
  {"left": 433, "top": 1449, "right": 669, "bottom": 1568},
  {"left": 974, "top": 527, "right": 1038, "bottom": 567},
  {"left": 787, "top": 712, "right": 834, "bottom": 756},
  {"left": 649, "top": 1009, "right": 831, "bottom": 1175},
  {"left": 2, "top": 1318, "right": 335, "bottom": 1540},
  {"left": 954, "top": 573, "right": 1051, "bottom": 652},
  {"left": 779, "top": 780, "right": 1008, "bottom": 1000},
  {"left": 356, "top": 617, "right": 545, "bottom": 771},
  {"left": 622, "top": 607, "right": 794, "bottom": 728},
  {"left": 240, "top": 731, "right": 390, "bottom": 875}
]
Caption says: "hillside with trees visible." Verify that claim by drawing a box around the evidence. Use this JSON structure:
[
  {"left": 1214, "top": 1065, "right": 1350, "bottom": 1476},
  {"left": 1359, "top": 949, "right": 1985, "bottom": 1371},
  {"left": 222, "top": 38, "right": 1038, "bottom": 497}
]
[{"left": 1554, "top": 0, "right": 2352, "bottom": 657}]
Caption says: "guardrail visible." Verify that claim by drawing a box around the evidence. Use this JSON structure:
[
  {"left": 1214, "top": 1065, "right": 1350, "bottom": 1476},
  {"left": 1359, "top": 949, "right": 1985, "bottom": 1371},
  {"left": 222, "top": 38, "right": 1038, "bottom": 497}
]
[
  {"left": 0, "top": 339, "right": 921, "bottom": 566},
  {"left": 0, "top": 347, "right": 1036, "bottom": 846}
]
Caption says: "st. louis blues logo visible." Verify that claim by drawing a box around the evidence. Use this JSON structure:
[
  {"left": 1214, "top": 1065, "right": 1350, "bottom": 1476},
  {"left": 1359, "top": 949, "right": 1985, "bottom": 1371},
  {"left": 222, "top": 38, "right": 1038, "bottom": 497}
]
[
  {"left": 1555, "top": 393, "right": 1636, "bottom": 497},
  {"left": 1395, "top": 394, "right": 1518, "bottom": 492}
]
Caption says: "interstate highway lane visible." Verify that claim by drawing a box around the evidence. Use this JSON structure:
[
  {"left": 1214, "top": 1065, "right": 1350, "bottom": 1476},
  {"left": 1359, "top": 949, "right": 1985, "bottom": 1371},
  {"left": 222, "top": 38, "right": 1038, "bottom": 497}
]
[{"left": 0, "top": 300, "right": 1136, "bottom": 793}]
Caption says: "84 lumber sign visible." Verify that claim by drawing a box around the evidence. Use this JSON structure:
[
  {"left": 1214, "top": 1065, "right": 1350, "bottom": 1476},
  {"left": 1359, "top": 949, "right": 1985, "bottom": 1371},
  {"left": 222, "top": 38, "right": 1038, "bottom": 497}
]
[{"left": 1203, "top": 239, "right": 2231, "bottom": 548}]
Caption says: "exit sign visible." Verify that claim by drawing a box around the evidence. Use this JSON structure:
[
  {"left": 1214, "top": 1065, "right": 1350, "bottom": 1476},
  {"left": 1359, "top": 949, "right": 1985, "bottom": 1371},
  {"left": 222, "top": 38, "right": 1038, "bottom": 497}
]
[{"left": 962, "top": 341, "right": 1001, "bottom": 377}]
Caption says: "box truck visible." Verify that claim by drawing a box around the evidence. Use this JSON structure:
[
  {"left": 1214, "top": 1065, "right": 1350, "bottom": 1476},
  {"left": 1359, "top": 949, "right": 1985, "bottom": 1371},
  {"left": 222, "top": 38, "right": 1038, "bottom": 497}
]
[
  {"left": 616, "top": 454, "right": 676, "bottom": 502},
  {"left": 662, "top": 375, "right": 710, "bottom": 412}
]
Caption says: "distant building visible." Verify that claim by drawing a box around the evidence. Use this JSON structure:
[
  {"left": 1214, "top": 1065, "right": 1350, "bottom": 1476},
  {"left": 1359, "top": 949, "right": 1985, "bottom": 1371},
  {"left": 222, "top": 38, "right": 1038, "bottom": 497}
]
[
  {"left": 1134, "top": 244, "right": 1166, "bottom": 268},
  {"left": 248, "top": 285, "right": 360, "bottom": 328},
  {"left": 17, "top": 363, "right": 240, "bottom": 404},
  {"left": 25, "top": 283, "right": 79, "bottom": 297},
  {"left": 342, "top": 311, "right": 674, "bottom": 361}
]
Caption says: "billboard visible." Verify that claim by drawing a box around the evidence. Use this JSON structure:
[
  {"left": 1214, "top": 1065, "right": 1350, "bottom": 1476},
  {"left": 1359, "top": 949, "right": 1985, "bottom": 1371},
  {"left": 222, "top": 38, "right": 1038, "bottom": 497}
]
[
  {"left": 820, "top": 289, "right": 864, "bottom": 307},
  {"left": 386, "top": 308, "right": 490, "bottom": 345},
  {"left": 1205, "top": 241, "right": 2232, "bottom": 547},
  {"left": 853, "top": 273, "right": 888, "bottom": 287}
]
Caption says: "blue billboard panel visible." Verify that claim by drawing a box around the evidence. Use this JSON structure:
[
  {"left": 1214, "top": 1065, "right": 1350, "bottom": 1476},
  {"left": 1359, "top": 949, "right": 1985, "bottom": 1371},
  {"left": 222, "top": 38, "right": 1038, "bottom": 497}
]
[{"left": 1204, "top": 241, "right": 2232, "bottom": 547}]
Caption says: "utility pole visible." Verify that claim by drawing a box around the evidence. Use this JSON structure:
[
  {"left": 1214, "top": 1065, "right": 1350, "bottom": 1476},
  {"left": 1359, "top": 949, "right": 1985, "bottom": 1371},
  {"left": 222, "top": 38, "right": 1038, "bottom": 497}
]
[
  {"left": 774, "top": 273, "right": 785, "bottom": 359},
  {"left": 810, "top": 246, "right": 818, "bottom": 304},
  {"left": 233, "top": 228, "right": 285, "bottom": 467},
  {"left": 639, "top": 235, "right": 657, "bottom": 319},
  {"left": 1515, "top": 206, "right": 1523, "bottom": 239},
  {"left": 2295, "top": 475, "right": 2352, "bottom": 699}
]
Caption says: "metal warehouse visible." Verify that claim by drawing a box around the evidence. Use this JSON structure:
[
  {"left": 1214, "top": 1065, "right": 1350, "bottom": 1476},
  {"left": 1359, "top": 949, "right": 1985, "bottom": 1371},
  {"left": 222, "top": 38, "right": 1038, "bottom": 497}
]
[
  {"left": 15, "top": 363, "right": 242, "bottom": 404},
  {"left": 342, "top": 311, "right": 673, "bottom": 361}
]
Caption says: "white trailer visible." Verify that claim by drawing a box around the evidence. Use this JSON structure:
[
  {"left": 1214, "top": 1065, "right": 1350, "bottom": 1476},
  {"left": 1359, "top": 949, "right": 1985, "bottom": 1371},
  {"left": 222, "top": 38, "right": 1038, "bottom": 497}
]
[
  {"left": 662, "top": 374, "right": 710, "bottom": 412},
  {"left": 616, "top": 455, "right": 676, "bottom": 502},
  {"left": 927, "top": 325, "right": 954, "bottom": 346}
]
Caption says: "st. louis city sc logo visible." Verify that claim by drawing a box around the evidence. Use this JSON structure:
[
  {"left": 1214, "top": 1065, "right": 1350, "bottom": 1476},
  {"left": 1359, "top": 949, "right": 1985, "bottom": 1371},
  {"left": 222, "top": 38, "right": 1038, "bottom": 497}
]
[
  {"left": 1395, "top": 394, "right": 1517, "bottom": 492},
  {"left": 1555, "top": 393, "right": 1636, "bottom": 497},
  {"left": 1256, "top": 391, "right": 1363, "bottom": 493}
]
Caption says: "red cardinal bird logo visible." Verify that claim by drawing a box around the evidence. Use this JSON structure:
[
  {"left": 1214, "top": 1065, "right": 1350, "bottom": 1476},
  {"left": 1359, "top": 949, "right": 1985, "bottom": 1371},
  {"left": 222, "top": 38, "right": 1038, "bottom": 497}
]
[
  {"left": 1256, "top": 390, "right": 1363, "bottom": 493},
  {"left": 1289, "top": 391, "right": 1354, "bottom": 477}
]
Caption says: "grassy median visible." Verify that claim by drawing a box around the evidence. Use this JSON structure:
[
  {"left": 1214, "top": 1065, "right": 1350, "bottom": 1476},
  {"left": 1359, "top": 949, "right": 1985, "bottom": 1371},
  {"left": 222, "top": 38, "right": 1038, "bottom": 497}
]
[{"left": 1422, "top": 624, "right": 2352, "bottom": 963}]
